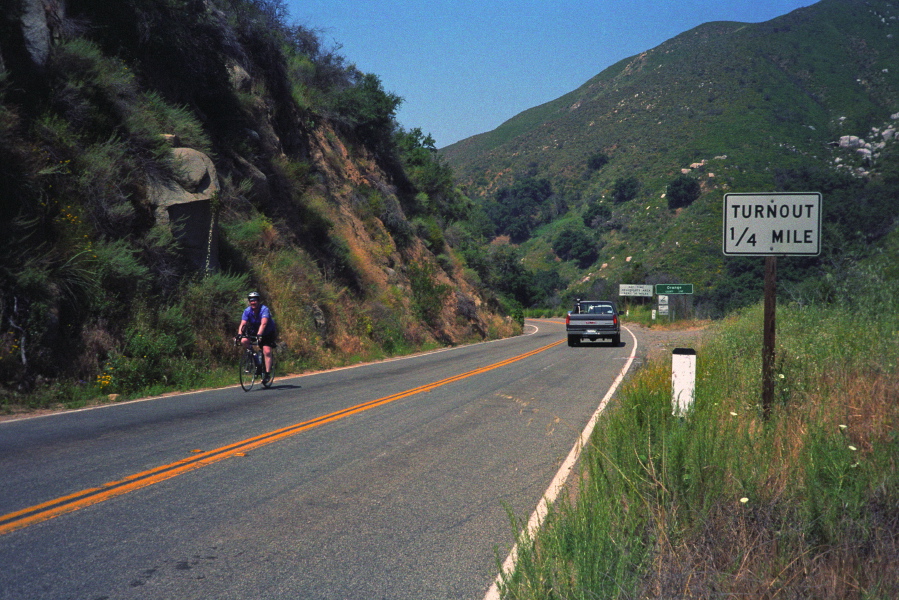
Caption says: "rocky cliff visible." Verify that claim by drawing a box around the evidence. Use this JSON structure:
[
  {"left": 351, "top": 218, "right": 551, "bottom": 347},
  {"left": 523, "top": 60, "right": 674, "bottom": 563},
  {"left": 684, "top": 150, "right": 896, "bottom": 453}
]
[{"left": 0, "top": 0, "right": 514, "bottom": 399}]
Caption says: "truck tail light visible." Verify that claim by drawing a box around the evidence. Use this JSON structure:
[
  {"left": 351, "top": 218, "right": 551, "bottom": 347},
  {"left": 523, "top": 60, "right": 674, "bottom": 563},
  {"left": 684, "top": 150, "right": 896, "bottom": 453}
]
[
  {"left": 613, "top": 315, "right": 619, "bottom": 326},
  {"left": 565, "top": 313, "right": 570, "bottom": 325}
]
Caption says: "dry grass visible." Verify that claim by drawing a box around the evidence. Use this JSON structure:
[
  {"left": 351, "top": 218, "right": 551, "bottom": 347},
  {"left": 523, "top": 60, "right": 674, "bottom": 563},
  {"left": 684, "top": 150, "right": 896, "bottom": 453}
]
[
  {"left": 640, "top": 365, "right": 899, "bottom": 599},
  {"left": 500, "top": 291, "right": 899, "bottom": 600}
]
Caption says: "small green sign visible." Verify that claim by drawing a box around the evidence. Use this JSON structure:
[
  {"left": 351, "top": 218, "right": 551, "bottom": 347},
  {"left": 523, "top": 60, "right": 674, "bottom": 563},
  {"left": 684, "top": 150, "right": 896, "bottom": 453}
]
[{"left": 655, "top": 284, "right": 694, "bottom": 295}]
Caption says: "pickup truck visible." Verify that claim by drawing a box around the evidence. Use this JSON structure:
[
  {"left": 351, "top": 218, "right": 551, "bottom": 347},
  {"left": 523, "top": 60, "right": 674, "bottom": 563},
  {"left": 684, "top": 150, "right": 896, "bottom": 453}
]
[{"left": 566, "top": 299, "right": 621, "bottom": 346}]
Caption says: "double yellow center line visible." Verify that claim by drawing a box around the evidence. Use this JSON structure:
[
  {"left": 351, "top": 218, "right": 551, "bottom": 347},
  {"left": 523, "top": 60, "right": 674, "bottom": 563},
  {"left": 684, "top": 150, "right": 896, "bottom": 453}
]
[{"left": 0, "top": 339, "right": 563, "bottom": 536}]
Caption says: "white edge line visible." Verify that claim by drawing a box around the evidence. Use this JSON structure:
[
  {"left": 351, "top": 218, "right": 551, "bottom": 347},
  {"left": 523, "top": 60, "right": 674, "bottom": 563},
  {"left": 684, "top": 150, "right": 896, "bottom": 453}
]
[
  {"left": 2, "top": 322, "right": 544, "bottom": 425},
  {"left": 483, "top": 324, "right": 638, "bottom": 600}
]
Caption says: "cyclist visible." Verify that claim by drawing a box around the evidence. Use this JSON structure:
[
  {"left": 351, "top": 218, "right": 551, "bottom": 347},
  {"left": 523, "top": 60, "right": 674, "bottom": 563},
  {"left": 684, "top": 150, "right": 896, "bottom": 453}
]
[{"left": 238, "top": 291, "right": 278, "bottom": 384}]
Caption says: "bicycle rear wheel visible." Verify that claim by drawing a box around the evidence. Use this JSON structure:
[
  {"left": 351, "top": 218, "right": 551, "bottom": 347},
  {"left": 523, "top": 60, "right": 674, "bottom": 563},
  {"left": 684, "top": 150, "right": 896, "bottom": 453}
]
[{"left": 239, "top": 349, "right": 257, "bottom": 391}]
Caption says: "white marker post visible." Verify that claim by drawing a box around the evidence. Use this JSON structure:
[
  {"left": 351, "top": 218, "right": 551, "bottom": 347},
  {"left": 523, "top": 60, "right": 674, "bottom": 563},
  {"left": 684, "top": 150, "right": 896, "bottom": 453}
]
[{"left": 672, "top": 348, "right": 696, "bottom": 417}]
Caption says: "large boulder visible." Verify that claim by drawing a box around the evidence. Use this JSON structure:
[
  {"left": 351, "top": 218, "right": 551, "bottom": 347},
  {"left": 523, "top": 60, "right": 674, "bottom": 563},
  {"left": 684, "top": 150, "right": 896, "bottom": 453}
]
[{"left": 148, "top": 147, "right": 221, "bottom": 271}]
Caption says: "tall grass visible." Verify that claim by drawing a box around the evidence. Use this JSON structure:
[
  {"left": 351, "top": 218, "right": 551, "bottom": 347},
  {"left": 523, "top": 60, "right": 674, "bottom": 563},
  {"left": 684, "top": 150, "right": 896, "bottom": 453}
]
[{"left": 501, "top": 262, "right": 899, "bottom": 599}]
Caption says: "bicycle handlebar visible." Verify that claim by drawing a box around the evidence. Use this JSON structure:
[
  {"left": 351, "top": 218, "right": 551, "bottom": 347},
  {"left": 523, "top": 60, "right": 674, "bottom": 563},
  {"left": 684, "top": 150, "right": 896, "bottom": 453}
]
[{"left": 235, "top": 334, "right": 261, "bottom": 346}]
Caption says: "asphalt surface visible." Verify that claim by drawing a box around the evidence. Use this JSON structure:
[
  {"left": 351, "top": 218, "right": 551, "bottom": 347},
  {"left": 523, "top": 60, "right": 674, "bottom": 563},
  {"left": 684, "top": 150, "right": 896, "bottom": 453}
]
[{"left": 0, "top": 319, "right": 649, "bottom": 600}]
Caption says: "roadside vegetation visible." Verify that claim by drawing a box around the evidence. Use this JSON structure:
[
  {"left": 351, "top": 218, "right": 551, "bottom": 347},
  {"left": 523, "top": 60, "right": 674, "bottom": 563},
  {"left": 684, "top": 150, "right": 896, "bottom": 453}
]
[
  {"left": 0, "top": 0, "right": 519, "bottom": 411},
  {"left": 500, "top": 254, "right": 899, "bottom": 598}
]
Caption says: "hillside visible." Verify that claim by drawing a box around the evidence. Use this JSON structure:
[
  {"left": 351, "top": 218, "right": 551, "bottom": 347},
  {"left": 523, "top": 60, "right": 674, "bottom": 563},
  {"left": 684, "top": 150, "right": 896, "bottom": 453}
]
[
  {"left": 442, "top": 0, "right": 899, "bottom": 314},
  {"left": 0, "top": 0, "right": 516, "bottom": 403}
]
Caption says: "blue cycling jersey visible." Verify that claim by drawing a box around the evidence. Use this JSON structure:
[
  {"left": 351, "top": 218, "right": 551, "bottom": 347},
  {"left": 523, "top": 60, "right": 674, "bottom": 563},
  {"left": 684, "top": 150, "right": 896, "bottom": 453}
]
[{"left": 241, "top": 305, "right": 277, "bottom": 335}]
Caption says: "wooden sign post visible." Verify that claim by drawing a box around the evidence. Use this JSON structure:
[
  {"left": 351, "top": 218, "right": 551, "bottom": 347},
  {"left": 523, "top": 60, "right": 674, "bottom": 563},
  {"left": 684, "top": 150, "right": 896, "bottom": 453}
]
[
  {"left": 762, "top": 256, "right": 777, "bottom": 418},
  {"left": 723, "top": 193, "right": 821, "bottom": 418}
]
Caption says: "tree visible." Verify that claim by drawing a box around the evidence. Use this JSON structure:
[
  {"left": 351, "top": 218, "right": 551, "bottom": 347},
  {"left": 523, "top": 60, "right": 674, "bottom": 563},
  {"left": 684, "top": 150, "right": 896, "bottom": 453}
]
[
  {"left": 583, "top": 202, "right": 612, "bottom": 228},
  {"left": 485, "top": 244, "right": 538, "bottom": 306},
  {"left": 666, "top": 174, "right": 701, "bottom": 210},
  {"left": 532, "top": 269, "right": 565, "bottom": 305},
  {"left": 485, "top": 177, "right": 554, "bottom": 242},
  {"left": 553, "top": 228, "right": 598, "bottom": 268},
  {"left": 611, "top": 176, "right": 640, "bottom": 204},
  {"left": 395, "top": 127, "right": 470, "bottom": 221},
  {"left": 587, "top": 152, "right": 609, "bottom": 172},
  {"left": 331, "top": 72, "right": 402, "bottom": 156}
]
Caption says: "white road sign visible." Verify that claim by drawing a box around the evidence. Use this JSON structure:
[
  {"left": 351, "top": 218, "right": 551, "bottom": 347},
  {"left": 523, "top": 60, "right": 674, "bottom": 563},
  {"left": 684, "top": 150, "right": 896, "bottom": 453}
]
[
  {"left": 723, "top": 192, "right": 822, "bottom": 256},
  {"left": 619, "top": 284, "right": 654, "bottom": 297}
]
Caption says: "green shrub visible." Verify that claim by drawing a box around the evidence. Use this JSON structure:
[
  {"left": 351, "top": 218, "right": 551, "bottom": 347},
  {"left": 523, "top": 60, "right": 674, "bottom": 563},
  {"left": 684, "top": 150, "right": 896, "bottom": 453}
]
[
  {"left": 94, "top": 239, "right": 150, "bottom": 304},
  {"left": 133, "top": 91, "right": 211, "bottom": 152},
  {"left": 587, "top": 151, "right": 610, "bottom": 171},
  {"left": 99, "top": 323, "right": 182, "bottom": 395},
  {"left": 552, "top": 227, "right": 598, "bottom": 267},
  {"left": 367, "top": 302, "right": 409, "bottom": 356},
  {"left": 221, "top": 213, "right": 277, "bottom": 251},
  {"left": 407, "top": 261, "right": 451, "bottom": 326},
  {"left": 666, "top": 174, "right": 701, "bottom": 209},
  {"left": 379, "top": 195, "right": 415, "bottom": 248},
  {"left": 328, "top": 72, "right": 402, "bottom": 157},
  {"left": 611, "top": 176, "right": 640, "bottom": 203},
  {"left": 484, "top": 177, "right": 554, "bottom": 242},
  {"left": 582, "top": 201, "right": 612, "bottom": 228},
  {"left": 179, "top": 272, "right": 249, "bottom": 358},
  {"left": 411, "top": 216, "right": 445, "bottom": 251}
]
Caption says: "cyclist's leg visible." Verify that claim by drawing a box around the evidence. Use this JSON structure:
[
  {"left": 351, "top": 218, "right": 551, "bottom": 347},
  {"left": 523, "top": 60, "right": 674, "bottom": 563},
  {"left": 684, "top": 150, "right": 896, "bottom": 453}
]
[
  {"left": 259, "top": 333, "right": 276, "bottom": 373},
  {"left": 261, "top": 344, "right": 273, "bottom": 373},
  {"left": 259, "top": 335, "right": 276, "bottom": 386}
]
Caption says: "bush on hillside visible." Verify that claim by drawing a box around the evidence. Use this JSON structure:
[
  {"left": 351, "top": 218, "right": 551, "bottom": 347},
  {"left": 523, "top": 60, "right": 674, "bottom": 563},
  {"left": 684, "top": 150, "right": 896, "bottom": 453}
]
[
  {"left": 586, "top": 151, "right": 610, "bottom": 172},
  {"left": 484, "top": 177, "right": 554, "bottom": 242},
  {"left": 582, "top": 202, "right": 613, "bottom": 229},
  {"left": 395, "top": 127, "right": 472, "bottom": 223},
  {"left": 666, "top": 174, "right": 701, "bottom": 210},
  {"left": 407, "top": 261, "right": 451, "bottom": 327},
  {"left": 328, "top": 71, "right": 402, "bottom": 158},
  {"left": 553, "top": 228, "right": 598, "bottom": 268},
  {"left": 611, "top": 176, "right": 640, "bottom": 204}
]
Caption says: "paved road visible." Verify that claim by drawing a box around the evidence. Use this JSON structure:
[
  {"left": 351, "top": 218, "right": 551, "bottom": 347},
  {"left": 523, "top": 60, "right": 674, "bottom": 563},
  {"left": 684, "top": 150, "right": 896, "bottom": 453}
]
[{"left": 0, "top": 319, "right": 637, "bottom": 600}]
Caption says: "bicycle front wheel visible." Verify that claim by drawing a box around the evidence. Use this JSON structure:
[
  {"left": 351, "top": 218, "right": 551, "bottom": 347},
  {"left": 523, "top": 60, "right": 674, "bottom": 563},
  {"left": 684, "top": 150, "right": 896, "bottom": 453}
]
[{"left": 239, "top": 350, "right": 257, "bottom": 391}]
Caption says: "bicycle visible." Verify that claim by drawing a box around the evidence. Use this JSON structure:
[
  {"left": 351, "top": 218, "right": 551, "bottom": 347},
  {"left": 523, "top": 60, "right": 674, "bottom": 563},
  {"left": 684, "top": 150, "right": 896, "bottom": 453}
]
[{"left": 236, "top": 334, "right": 275, "bottom": 391}]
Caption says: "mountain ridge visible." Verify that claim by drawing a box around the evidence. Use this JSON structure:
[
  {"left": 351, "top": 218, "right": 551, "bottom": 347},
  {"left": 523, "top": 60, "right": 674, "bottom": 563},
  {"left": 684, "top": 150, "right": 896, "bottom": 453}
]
[
  {"left": 441, "top": 0, "right": 899, "bottom": 313},
  {"left": 445, "top": 1, "right": 896, "bottom": 177}
]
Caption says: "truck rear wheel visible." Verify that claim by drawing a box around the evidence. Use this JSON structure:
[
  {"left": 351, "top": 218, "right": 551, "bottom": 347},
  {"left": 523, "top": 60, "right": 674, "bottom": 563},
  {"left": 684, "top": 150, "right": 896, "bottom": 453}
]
[{"left": 567, "top": 335, "right": 580, "bottom": 347}]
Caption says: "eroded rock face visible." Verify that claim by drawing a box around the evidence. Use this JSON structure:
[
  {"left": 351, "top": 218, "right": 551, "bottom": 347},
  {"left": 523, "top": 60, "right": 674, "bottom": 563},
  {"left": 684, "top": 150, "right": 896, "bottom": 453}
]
[
  {"left": 18, "top": 0, "right": 65, "bottom": 68},
  {"left": 148, "top": 147, "right": 220, "bottom": 271},
  {"left": 21, "top": 0, "right": 52, "bottom": 67}
]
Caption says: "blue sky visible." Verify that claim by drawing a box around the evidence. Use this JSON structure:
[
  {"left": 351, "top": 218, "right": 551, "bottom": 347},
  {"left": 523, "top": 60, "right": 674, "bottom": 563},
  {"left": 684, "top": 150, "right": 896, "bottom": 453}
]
[{"left": 286, "top": 1, "right": 814, "bottom": 148}]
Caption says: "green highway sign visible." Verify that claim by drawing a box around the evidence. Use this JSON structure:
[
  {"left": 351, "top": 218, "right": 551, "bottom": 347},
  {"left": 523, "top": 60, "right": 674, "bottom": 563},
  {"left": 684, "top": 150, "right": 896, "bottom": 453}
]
[{"left": 655, "top": 284, "right": 694, "bottom": 295}]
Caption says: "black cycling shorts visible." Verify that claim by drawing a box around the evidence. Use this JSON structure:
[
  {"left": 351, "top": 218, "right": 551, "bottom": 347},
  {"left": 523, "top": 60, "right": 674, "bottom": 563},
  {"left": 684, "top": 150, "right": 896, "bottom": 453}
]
[{"left": 257, "top": 332, "right": 278, "bottom": 349}]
